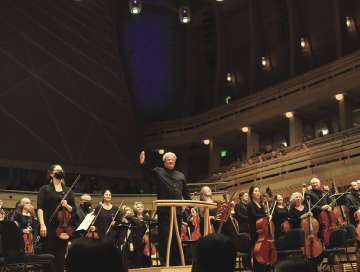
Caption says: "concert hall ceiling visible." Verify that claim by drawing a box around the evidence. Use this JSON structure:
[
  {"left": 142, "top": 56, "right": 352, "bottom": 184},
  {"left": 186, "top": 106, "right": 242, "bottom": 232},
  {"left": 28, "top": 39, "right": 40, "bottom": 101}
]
[
  {"left": 0, "top": 0, "right": 140, "bottom": 178},
  {"left": 117, "top": 0, "right": 360, "bottom": 122}
]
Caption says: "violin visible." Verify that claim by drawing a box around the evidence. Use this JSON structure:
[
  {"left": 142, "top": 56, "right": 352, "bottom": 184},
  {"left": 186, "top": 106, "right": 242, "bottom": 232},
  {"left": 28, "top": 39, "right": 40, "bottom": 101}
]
[
  {"left": 301, "top": 197, "right": 323, "bottom": 258},
  {"left": 331, "top": 181, "right": 350, "bottom": 226},
  {"left": 23, "top": 227, "right": 34, "bottom": 254},
  {"left": 190, "top": 208, "right": 201, "bottom": 240},
  {"left": 253, "top": 200, "right": 278, "bottom": 265},
  {"left": 281, "top": 220, "right": 291, "bottom": 233},
  {"left": 49, "top": 175, "right": 81, "bottom": 240},
  {"left": 85, "top": 204, "right": 103, "bottom": 239}
]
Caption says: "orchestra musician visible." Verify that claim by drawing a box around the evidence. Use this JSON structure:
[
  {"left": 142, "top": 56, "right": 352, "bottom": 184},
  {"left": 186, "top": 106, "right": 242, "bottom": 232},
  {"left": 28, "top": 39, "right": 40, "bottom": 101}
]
[
  {"left": 288, "top": 192, "right": 311, "bottom": 229},
  {"left": 344, "top": 181, "right": 360, "bottom": 225},
  {"left": 37, "top": 164, "right": 76, "bottom": 272},
  {"left": 0, "top": 199, "right": 6, "bottom": 221},
  {"left": 74, "top": 194, "right": 93, "bottom": 228},
  {"left": 90, "top": 190, "right": 120, "bottom": 241},
  {"left": 247, "top": 185, "right": 268, "bottom": 272},
  {"left": 272, "top": 194, "right": 289, "bottom": 239},
  {"left": 139, "top": 150, "right": 191, "bottom": 266},
  {"left": 234, "top": 192, "right": 250, "bottom": 233},
  {"left": 304, "top": 178, "right": 331, "bottom": 220},
  {"left": 13, "top": 197, "right": 39, "bottom": 253}
]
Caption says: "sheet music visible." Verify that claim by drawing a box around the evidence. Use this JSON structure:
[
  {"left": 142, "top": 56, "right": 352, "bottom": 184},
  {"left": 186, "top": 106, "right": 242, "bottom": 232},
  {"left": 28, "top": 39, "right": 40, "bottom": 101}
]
[{"left": 76, "top": 211, "right": 95, "bottom": 232}]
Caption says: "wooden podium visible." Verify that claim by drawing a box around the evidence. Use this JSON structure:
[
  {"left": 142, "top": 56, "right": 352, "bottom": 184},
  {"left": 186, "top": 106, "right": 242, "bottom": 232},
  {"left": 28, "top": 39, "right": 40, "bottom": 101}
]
[{"left": 153, "top": 200, "right": 217, "bottom": 267}]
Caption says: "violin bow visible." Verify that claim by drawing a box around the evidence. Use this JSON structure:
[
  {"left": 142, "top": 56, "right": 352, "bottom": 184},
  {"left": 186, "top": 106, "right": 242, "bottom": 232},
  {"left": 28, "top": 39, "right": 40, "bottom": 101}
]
[
  {"left": 105, "top": 200, "right": 125, "bottom": 235},
  {"left": 49, "top": 174, "right": 81, "bottom": 223}
]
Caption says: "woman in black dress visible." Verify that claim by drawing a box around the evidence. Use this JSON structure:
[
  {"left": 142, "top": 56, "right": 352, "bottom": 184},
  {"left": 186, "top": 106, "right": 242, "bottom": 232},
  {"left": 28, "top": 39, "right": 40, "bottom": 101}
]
[
  {"left": 247, "top": 185, "right": 267, "bottom": 272},
  {"left": 272, "top": 194, "right": 289, "bottom": 240},
  {"left": 91, "top": 190, "right": 120, "bottom": 241},
  {"left": 288, "top": 192, "right": 311, "bottom": 229},
  {"left": 37, "top": 164, "right": 76, "bottom": 272}
]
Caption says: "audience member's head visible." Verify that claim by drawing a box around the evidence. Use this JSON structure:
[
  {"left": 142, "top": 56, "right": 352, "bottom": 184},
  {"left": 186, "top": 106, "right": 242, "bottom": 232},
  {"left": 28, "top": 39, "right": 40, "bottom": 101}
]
[
  {"left": 66, "top": 238, "right": 126, "bottom": 272},
  {"left": 192, "top": 233, "right": 236, "bottom": 272},
  {"left": 274, "top": 257, "right": 313, "bottom": 272}
]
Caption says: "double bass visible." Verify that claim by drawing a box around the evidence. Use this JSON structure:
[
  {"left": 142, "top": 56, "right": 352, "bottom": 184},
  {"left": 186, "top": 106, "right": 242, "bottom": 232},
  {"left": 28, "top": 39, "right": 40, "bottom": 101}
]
[
  {"left": 301, "top": 196, "right": 323, "bottom": 258},
  {"left": 253, "top": 200, "right": 278, "bottom": 265}
]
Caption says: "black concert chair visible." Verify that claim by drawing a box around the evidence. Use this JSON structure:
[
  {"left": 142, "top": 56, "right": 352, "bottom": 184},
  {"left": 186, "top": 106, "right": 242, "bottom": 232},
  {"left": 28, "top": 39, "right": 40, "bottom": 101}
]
[
  {"left": 323, "top": 228, "right": 356, "bottom": 272},
  {"left": 233, "top": 233, "right": 251, "bottom": 272},
  {"left": 0, "top": 221, "right": 55, "bottom": 272},
  {"left": 275, "top": 228, "right": 305, "bottom": 259}
]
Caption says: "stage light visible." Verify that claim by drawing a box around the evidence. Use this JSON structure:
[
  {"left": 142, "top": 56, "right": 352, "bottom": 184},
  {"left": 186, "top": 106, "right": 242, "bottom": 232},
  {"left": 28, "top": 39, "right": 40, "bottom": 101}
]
[
  {"left": 179, "top": 6, "right": 191, "bottom": 24},
  {"left": 261, "top": 56, "right": 271, "bottom": 71},
  {"left": 226, "top": 73, "right": 232, "bottom": 83},
  {"left": 322, "top": 129, "right": 329, "bottom": 136},
  {"left": 158, "top": 149, "right": 165, "bottom": 155},
  {"left": 224, "top": 96, "right": 232, "bottom": 104},
  {"left": 335, "top": 93, "right": 344, "bottom": 101},
  {"left": 346, "top": 17, "right": 356, "bottom": 32},
  {"left": 241, "top": 126, "right": 249, "bottom": 133},
  {"left": 129, "top": 0, "right": 142, "bottom": 15},
  {"left": 203, "top": 139, "right": 211, "bottom": 145},
  {"left": 285, "top": 112, "right": 294, "bottom": 119}
]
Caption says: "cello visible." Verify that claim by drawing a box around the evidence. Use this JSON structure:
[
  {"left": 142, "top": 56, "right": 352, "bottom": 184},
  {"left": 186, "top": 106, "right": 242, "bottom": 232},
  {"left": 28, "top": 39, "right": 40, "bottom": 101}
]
[
  {"left": 49, "top": 175, "right": 81, "bottom": 240},
  {"left": 253, "top": 200, "right": 278, "bottom": 265},
  {"left": 301, "top": 196, "right": 323, "bottom": 259}
]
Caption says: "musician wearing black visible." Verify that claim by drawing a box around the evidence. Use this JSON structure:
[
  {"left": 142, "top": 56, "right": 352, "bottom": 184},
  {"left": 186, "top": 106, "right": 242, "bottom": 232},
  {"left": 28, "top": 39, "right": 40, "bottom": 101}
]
[
  {"left": 131, "top": 201, "right": 152, "bottom": 268},
  {"left": 73, "top": 194, "right": 93, "bottom": 228},
  {"left": 272, "top": 194, "right": 289, "bottom": 239},
  {"left": 13, "top": 197, "right": 38, "bottom": 235},
  {"left": 345, "top": 181, "right": 360, "bottom": 225},
  {"left": 247, "top": 185, "right": 267, "bottom": 272},
  {"left": 304, "top": 178, "right": 331, "bottom": 220},
  {"left": 234, "top": 192, "right": 249, "bottom": 233},
  {"left": 37, "top": 164, "right": 76, "bottom": 272},
  {"left": 139, "top": 151, "right": 191, "bottom": 266},
  {"left": 91, "top": 190, "right": 120, "bottom": 241},
  {"left": 288, "top": 192, "right": 309, "bottom": 229}
]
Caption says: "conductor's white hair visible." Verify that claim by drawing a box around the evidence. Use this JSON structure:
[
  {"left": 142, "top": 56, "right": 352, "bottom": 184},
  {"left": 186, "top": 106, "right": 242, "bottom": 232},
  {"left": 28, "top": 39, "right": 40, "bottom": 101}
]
[{"left": 162, "top": 152, "right": 177, "bottom": 162}]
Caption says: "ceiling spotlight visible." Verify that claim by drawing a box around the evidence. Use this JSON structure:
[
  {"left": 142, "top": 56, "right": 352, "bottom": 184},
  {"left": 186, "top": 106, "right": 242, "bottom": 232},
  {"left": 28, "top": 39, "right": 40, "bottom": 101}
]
[
  {"left": 203, "top": 139, "right": 211, "bottom": 145},
  {"left": 179, "top": 6, "right": 191, "bottom": 24},
  {"left": 241, "top": 126, "right": 249, "bottom": 133},
  {"left": 335, "top": 93, "right": 344, "bottom": 101},
  {"left": 129, "top": 0, "right": 142, "bottom": 15},
  {"left": 216, "top": 0, "right": 224, "bottom": 2},
  {"left": 226, "top": 73, "right": 233, "bottom": 83},
  {"left": 261, "top": 56, "right": 271, "bottom": 71},
  {"left": 158, "top": 149, "right": 165, "bottom": 155},
  {"left": 285, "top": 112, "right": 294, "bottom": 119},
  {"left": 346, "top": 16, "right": 356, "bottom": 32}
]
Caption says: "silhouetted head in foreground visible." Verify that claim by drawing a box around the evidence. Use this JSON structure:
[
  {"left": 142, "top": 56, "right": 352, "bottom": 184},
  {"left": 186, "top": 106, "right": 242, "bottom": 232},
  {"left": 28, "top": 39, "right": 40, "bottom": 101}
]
[{"left": 192, "top": 233, "right": 236, "bottom": 272}]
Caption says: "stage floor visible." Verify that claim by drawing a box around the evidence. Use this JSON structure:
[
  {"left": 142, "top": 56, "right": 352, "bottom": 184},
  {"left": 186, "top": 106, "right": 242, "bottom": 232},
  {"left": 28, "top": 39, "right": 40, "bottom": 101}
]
[{"left": 129, "top": 266, "right": 192, "bottom": 272}]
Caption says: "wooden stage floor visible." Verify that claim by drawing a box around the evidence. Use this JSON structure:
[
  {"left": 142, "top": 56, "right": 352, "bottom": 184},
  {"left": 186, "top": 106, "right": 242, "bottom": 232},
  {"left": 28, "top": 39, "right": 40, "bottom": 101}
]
[{"left": 129, "top": 266, "right": 192, "bottom": 272}]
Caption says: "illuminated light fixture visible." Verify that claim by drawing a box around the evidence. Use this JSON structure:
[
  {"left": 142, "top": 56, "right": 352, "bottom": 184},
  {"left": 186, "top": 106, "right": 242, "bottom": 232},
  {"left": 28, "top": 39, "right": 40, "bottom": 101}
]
[
  {"left": 285, "top": 112, "right": 294, "bottom": 119},
  {"left": 282, "top": 141, "right": 288, "bottom": 147},
  {"left": 220, "top": 150, "right": 228, "bottom": 158},
  {"left": 158, "top": 149, "right": 165, "bottom": 155},
  {"left": 179, "top": 6, "right": 191, "bottom": 24},
  {"left": 335, "top": 93, "right": 344, "bottom": 101},
  {"left": 261, "top": 56, "right": 271, "bottom": 71},
  {"left": 129, "top": 0, "right": 142, "bottom": 15},
  {"left": 226, "top": 73, "right": 232, "bottom": 83},
  {"left": 224, "top": 95, "right": 232, "bottom": 104},
  {"left": 241, "top": 126, "right": 249, "bottom": 133},
  {"left": 216, "top": 0, "right": 224, "bottom": 2},
  {"left": 203, "top": 139, "right": 211, "bottom": 145},
  {"left": 322, "top": 129, "right": 329, "bottom": 136},
  {"left": 300, "top": 37, "right": 310, "bottom": 53},
  {"left": 346, "top": 16, "right": 356, "bottom": 32}
]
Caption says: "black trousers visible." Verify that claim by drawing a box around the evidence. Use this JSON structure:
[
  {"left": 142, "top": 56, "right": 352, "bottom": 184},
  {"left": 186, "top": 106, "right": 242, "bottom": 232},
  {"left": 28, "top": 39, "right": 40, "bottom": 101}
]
[
  {"left": 41, "top": 229, "right": 67, "bottom": 272},
  {"left": 157, "top": 212, "right": 182, "bottom": 266}
]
